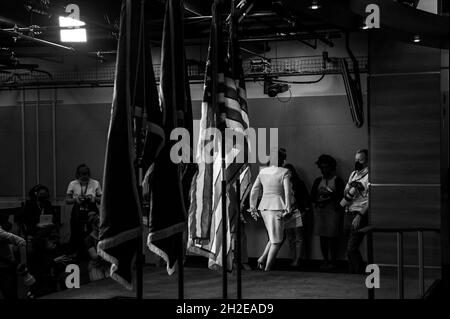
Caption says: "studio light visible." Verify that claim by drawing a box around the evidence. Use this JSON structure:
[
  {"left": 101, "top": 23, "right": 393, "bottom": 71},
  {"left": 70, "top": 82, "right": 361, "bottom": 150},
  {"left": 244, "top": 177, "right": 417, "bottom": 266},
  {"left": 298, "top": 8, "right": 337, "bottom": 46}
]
[
  {"left": 59, "top": 16, "right": 87, "bottom": 42},
  {"left": 309, "top": 0, "right": 321, "bottom": 10}
]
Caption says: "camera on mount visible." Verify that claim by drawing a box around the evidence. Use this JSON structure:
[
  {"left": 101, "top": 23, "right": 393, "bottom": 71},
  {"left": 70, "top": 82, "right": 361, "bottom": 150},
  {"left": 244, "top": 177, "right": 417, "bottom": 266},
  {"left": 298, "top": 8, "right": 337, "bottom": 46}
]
[{"left": 264, "top": 77, "right": 290, "bottom": 97}]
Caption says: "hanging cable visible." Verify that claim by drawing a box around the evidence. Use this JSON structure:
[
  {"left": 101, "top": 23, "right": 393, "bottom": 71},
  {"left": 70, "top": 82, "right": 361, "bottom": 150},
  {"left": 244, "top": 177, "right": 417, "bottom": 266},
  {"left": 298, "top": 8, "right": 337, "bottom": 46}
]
[{"left": 276, "top": 88, "right": 292, "bottom": 103}]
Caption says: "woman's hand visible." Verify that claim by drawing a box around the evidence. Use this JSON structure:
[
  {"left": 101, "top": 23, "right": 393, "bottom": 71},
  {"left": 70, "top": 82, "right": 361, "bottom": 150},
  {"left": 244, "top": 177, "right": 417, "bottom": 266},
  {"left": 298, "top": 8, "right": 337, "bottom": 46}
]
[
  {"left": 247, "top": 207, "right": 259, "bottom": 221},
  {"left": 281, "top": 209, "right": 293, "bottom": 220}
]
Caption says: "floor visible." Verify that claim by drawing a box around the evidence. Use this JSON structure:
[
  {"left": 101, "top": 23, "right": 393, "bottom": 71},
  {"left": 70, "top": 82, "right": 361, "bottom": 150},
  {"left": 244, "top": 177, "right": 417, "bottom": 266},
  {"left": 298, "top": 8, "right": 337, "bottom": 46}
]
[{"left": 42, "top": 265, "right": 439, "bottom": 299}]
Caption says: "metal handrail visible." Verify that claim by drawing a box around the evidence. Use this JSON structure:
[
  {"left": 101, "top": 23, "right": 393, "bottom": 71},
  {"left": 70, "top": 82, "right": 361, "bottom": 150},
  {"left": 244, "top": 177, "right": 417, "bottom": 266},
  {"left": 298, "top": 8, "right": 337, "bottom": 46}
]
[
  {"left": 360, "top": 226, "right": 440, "bottom": 299},
  {"left": 359, "top": 226, "right": 441, "bottom": 234}
]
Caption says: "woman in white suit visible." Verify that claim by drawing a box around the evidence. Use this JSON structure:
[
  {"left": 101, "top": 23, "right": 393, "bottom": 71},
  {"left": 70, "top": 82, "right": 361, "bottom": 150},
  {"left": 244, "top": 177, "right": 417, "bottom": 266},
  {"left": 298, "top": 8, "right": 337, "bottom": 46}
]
[{"left": 249, "top": 148, "right": 292, "bottom": 271}]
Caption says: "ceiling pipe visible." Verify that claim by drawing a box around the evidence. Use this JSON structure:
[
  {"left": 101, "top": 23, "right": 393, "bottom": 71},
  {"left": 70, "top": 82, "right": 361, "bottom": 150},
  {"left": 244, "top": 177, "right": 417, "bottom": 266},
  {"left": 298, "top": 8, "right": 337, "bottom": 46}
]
[
  {"left": 0, "top": 28, "right": 75, "bottom": 52},
  {"left": 272, "top": 2, "right": 335, "bottom": 47},
  {"left": 0, "top": 15, "right": 25, "bottom": 27},
  {"left": 148, "top": 12, "right": 277, "bottom": 23},
  {"left": 2, "top": 25, "right": 93, "bottom": 32}
]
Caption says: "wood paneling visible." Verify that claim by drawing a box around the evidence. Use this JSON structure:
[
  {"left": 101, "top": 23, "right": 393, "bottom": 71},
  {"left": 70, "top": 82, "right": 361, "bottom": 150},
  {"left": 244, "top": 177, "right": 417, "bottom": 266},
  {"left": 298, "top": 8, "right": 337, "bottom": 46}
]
[
  {"left": 370, "top": 74, "right": 441, "bottom": 184},
  {"left": 369, "top": 34, "right": 441, "bottom": 74},
  {"left": 369, "top": 36, "right": 442, "bottom": 266},
  {"left": 370, "top": 186, "right": 440, "bottom": 228}
]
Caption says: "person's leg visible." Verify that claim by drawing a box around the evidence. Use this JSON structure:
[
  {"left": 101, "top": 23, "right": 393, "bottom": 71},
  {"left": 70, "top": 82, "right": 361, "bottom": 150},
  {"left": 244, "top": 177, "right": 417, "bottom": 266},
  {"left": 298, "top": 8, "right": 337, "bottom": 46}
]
[
  {"left": 258, "top": 241, "right": 271, "bottom": 269},
  {"left": 329, "top": 237, "right": 339, "bottom": 267},
  {"left": 258, "top": 211, "right": 275, "bottom": 269},
  {"left": 320, "top": 236, "right": 330, "bottom": 266},
  {"left": 346, "top": 213, "right": 368, "bottom": 273},
  {"left": 346, "top": 230, "right": 366, "bottom": 273},
  {"left": 265, "top": 243, "right": 282, "bottom": 271},
  {"left": 291, "top": 227, "right": 305, "bottom": 267},
  {"left": 297, "top": 227, "right": 306, "bottom": 260},
  {"left": 285, "top": 228, "right": 296, "bottom": 266},
  {"left": 342, "top": 213, "right": 353, "bottom": 272},
  {"left": 240, "top": 222, "right": 249, "bottom": 265}
]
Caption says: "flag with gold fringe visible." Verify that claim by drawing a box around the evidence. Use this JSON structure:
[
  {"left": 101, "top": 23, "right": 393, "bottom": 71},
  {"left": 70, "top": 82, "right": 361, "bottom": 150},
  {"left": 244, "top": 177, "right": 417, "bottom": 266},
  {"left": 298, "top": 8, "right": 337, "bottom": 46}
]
[
  {"left": 98, "top": 0, "right": 163, "bottom": 290},
  {"left": 146, "top": 0, "right": 194, "bottom": 275}
]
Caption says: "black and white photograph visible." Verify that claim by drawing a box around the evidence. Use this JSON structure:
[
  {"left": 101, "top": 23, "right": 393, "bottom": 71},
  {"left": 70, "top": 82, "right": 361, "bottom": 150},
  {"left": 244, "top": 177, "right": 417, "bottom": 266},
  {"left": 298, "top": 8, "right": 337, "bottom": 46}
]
[{"left": 0, "top": 0, "right": 448, "bottom": 314}]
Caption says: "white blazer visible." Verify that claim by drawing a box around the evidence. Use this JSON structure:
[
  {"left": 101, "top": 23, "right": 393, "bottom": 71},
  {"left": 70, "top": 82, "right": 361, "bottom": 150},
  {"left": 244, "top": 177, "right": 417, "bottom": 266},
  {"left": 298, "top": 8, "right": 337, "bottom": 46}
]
[{"left": 249, "top": 166, "right": 292, "bottom": 211}]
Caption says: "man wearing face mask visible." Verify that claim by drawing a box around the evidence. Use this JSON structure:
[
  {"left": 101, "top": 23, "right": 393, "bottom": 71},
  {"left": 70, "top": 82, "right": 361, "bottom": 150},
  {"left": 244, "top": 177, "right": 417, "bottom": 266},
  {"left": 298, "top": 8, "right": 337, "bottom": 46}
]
[
  {"left": 66, "top": 164, "right": 102, "bottom": 260},
  {"left": 341, "top": 149, "right": 369, "bottom": 274}
]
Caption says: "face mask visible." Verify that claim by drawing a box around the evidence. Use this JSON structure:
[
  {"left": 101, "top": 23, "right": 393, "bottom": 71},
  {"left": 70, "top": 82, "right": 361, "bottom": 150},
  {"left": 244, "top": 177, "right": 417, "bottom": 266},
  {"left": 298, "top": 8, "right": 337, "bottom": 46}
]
[
  {"left": 37, "top": 195, "right": 47, "bottom": 201},
  {"left": 354, "top": 162, "right": 365, "bottom": 171}
]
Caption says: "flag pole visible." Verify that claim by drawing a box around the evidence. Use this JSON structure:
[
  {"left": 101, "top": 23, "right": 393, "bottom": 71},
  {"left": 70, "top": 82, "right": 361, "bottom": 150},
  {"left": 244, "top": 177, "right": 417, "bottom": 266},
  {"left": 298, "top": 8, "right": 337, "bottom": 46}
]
[
  {"left": 229, "top": 0, "right": 242, "bottom": 300},
  {"left": 211, "top": 0, "right": 227, "bottom": 300},
  {"left": 135, "top": 0, "right": 146, "bottom": 300},
  {"left": 174, "top": 0, "right": 184, "bottom": 301},
  {"left": 136, "top": 165, "right": 144, "bottom": 300},
  {"left": 236, "top": 178, "right": 242, "bottom": 299}
]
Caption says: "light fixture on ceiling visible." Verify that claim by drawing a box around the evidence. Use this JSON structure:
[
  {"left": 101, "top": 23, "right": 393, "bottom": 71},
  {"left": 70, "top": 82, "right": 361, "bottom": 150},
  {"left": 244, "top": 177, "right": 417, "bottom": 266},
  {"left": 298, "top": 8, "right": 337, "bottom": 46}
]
[
  {"left": 59, "top": 16, "right": 87, "bottom": 42},
  {"left": 413, "top": 34, "right": 421, "bottom": 43},
  {"left": 309, "top": 0, "right": 321, "bottom": 10}
]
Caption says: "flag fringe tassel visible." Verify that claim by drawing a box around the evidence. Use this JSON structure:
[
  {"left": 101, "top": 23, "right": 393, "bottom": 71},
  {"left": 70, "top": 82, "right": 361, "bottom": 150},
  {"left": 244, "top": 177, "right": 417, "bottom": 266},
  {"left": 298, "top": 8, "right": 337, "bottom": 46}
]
[
  {"left": 146, "top": 221, "right": 185, "bottom": 275},
  {"left": 97, "top": 226, "right": 142, "bottom": 290}
]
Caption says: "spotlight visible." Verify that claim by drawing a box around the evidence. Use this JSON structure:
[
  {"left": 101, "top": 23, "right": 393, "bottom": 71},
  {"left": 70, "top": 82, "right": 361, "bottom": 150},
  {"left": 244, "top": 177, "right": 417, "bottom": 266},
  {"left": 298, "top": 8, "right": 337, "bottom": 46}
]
[
  {"left": 309, "top": 0, "right": 321, "bottom": 10},
  {"left": 59, "top": 16, "right": 87, "bottom": 42},
  {"left": 413, "top": 35, "right": 421, "bottom": 43}
]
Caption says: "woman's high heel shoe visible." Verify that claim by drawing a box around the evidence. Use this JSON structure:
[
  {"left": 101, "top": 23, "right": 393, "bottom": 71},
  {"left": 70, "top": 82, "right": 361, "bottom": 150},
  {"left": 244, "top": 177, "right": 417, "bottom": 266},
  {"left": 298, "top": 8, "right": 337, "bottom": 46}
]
[{"left": 257, "top": 260, "right": 265, "bottom": 270}]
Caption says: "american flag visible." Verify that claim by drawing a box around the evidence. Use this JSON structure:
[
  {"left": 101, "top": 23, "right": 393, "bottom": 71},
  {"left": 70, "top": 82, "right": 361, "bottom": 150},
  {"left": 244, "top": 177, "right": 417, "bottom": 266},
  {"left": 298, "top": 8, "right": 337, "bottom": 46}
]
[{"left": 187, "top": 2, "right": 251, "bottom": 271}]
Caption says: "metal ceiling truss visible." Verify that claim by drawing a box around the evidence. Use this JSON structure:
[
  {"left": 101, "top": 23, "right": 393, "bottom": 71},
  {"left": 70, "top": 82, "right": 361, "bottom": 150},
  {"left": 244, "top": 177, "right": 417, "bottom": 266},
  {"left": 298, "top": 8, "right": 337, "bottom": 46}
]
[{"left": 0, "top": 55, "right": 368, "bottom": 90}]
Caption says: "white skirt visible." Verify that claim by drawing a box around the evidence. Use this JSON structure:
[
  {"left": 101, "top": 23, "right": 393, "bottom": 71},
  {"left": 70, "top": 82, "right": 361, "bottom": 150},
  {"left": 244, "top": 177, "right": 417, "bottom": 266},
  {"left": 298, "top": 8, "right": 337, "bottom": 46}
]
[{"left": 261, "top": 210, "right": 285, "bottom": 244}]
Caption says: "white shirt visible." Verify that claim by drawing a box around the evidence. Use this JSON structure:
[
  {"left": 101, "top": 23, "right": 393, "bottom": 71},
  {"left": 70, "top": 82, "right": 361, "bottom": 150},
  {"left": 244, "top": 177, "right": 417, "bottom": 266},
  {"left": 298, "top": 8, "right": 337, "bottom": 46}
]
[{"left": 67, "top": 178, "right": 102, "bottom": 198}]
